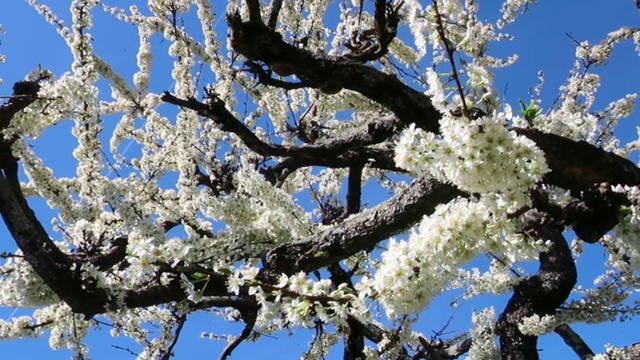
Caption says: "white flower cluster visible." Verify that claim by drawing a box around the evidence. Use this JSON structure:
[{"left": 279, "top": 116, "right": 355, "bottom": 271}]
[
  {"left": 538, "top": 27, "right": 640, "bottom": 146},
  {"left": 592, "top": 343, "right": 636, "bottom": 360},
  {"left": 517, "top": 313, "right": 557, "bottom": 336},
  {"left": 559, "top": 267, "right": 640, "bottom": 325},
  {"left": 302, "top": 331, "right": 340, "bottom": 360},
  {"left": 468, "top": 307, "right": 500, "bottom": 360},
  {"left": 244, "top": 272, "right": 368, "bottom": 332},
  {"left": 0, "top": 253, "right": 57, "bottom": 307},
  {"left": 455, "top": 260, "right": 520, "bottom": 298},
  {"left": 0, "top": 303, "right": 89, "bottom": 355},
  {"left": 395, "top": 112, "right": 548, "bottom": 206},
  {"left": 498, "top": 0, "right": 538, "bottom": 28},
  {"left": 393, "top": 1, "right": 548, "bottom": 208},
  {"left": 374, "top": 198, "right": 499, "bottom": 317},
  {"left": 607, "top": 185, "right": 640, "bottom": 269},
  {"left": 373, "top": 192, "right": 548, "bottom": 318}
]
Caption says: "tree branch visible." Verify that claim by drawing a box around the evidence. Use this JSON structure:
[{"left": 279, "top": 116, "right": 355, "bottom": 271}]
[
  {"left": 515, "top": 128, "right": 640, "bottom": 194},
  {"left": 159, "top": 314, "right": 187, "bottom": 360},
  {"left": 218, "top": 305, "right": 258, "bottom": 360},
  {"left": 497, "top": 210, "right": 577, "bottom": 359},
  {"left": 554, "top": 324, "right": 595, "bottom": 360},
  {"left": 245, "top": 0, "right": 263, "bottom": 24},
  {"left": 226, "top": 12, "right": 441, "bottom": 133},
  {"left": 267, "top": 0, "right": 283, "bottom": 29},
  {"left": 161, "top": 91, "right": 401, "bottom": 160},
  {"left": 260, "top": 146, "right": 403, "bottom": 186},
  {"left": 227, "top": 14, "right": 640, "bottom": 195},
  {"left": 346, "top": 166, "right": 363, "bottom": 216},
  {"left": 265, "top": 176, "right": 464, "bottom": 275}
]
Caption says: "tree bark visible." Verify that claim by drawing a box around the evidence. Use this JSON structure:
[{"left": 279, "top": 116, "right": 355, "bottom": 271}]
[{"left": 497, "top": 211, "right": 577, "bottom": 359}]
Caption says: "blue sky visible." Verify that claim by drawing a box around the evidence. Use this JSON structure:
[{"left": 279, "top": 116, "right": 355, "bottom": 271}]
[{"left": 1, "top": 1, "right": 639, "bottom": 359}]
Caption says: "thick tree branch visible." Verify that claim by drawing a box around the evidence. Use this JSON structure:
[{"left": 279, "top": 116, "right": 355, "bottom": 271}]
[
  {"left": 0, "top": 81, "right": 114, "bottom": 316},
  {"left": 68, "top": 236, "right": 128, "bottom": 271},
  {"left": 227, "top": 15, "right": 640, "bottom": 195},
  {"left": 0, "top": 81, "right": 41, "bottom": 127},
  {"left": 419, "top": 336, "right": 473, "bottom": 360},
  {"left": 0, "top": 172, "right": 114, "bottom": 316},
  {"left": 245, "top": 60, "right": 309, "bottom": 89},
  {"left": 161, "top": 91, "right": 401, "bottom": 159},
  {"left": 265, "top": 176, "right": 465, "bottom": 275},
  {"left": 227, "top": 13, "right": 441, "bottom": 133},
  {"left": 497, "top": 210, "right": 577, "bottom": 359},
  {"left": 515, "top": 128, "right": 640, "bottom": 194},
  {"left": 344, "top": 0, "right": 402, "bottom": 62},
  {"left": 260, "top": 146, "right": 402, "bottom": 186},
  {"left": 346, "top": 166, "right": 363, "bottom": 216}
]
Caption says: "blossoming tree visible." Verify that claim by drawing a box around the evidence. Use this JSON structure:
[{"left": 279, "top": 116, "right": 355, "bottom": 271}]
[{"left": 1, "top": 0, "right": 639, "bottom": 359}]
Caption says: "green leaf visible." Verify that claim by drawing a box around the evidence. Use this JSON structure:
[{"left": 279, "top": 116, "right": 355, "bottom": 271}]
[{"left": 519, "top": 99, "right": 542, "bottom": 123}]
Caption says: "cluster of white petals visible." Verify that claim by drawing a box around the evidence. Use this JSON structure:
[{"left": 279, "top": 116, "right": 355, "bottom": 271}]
[
  {"left": 373, "top": 198, "right": 543, "bottom": 317},
  {"left": 608, "top": 185, "right": 640, "bottom": 269},
  {"left": 468, "top": 307, "right": 500, "bottom": 360},
  {"left": 517, "top": 314, "right": 557, "bottom": 336},
  {"left": 395, "top": 112, "right": 548, "bottom": 206}
]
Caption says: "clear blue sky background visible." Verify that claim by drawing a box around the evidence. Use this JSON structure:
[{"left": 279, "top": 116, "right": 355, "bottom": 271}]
[{"left": 0, "top": 1, "right": 639, "bottom": 359}]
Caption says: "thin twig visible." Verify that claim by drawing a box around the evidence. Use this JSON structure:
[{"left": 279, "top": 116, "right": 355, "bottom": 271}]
[
  {"left": 160, "top": 313, "right": 187, "bottom": 360},
  {"left": 218, "top": 310, "right": 257, "bottom": 360},
  {"left": 554, "top": 324, "right": 595, "bottom": 360},
  {"left": 432, "top": 0, "right": 469, "bottom": 116}
]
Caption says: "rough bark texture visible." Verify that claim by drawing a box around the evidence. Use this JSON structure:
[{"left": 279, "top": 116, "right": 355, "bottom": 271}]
[
  {"left": 497, "top": 210, "right": 577, "bottom": 359},
  {"left": 1, "top": 5, "right": 639, "bottom": 359}
]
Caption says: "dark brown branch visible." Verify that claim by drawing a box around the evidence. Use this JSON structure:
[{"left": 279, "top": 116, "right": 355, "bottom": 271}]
[
  {"left": 226, "top": 13, "right": 640, "bottom": 197},
  {"left": 373, "top": 0, "right": 389, "bottom": 43},
  {"left": 0, "top": 174, "right": 113, "bottom": 316},
  {"left": 260, "top": 147, "right": 403, "bottom": 186},
  {"left": 346, "top": 166, "right": 363, "bottom": 215},
  {"left": 328, "top": 263, "right": 365, "bottom": 360},
  {"left": 554, "top": 324, "right": 594, "bottom": 360},
  {"left": 267, "top": 0, "right": 283, "bottom": 29},
  {"left": 345, "top": 0, "right": 402, "bottom": 62},
  {"left": 562, "top": 182, "right": 630, "bottom": 243},
  {"left": 246, "top": 61, "right": 309, "bottom": 89},
  {"left": 0, "top": 84, "right": 115, "bottom": 315},
  {"left": 515, "top": 128, "right": 640, "bottom": 194},
  {"left": 497, "top": 210, "right": 577, "bottom": 359},
  {"left": 218, "top": 305, "right": 258, "bottom": 360},
  {"left": 419, "top": 336, "right": 473, "bottom": 360},
  {"left": 0, "top": 81, "right": 41, "bottom": 128},
  {"left": 265, "top": 176, "right": 465, "bottom": 275},
  {"left": 245, "top": 0, "right": 262, "bottom": 24},
  {"left": 160, "top": 314, "right": 187, "bottom": 360},
  {"left": 227, "top": 13, "right": 441, "bottom": 133},
  {"left": 161, "top": 92, "right": 401, "bottom": 159},
  {"left": 443, "top": 338, "right": 473, "bottom": 359},
  {"left": 68, "top": 236, "right": 128, "bottom": 271}
]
